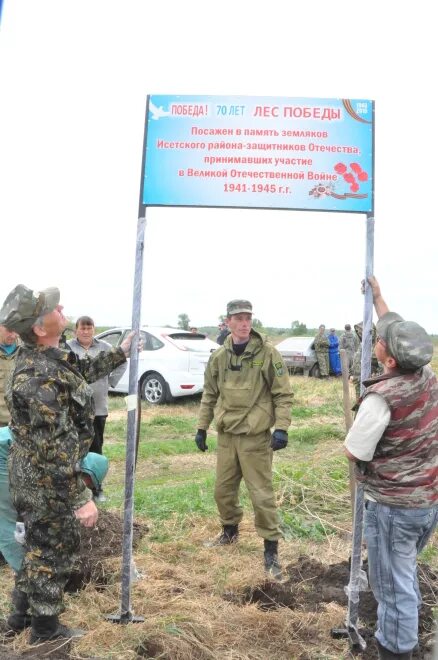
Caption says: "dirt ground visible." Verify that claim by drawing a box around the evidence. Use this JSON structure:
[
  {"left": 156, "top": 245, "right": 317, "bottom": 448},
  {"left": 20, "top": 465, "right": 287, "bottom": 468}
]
[
  {"left": 1, "top": 514, "right": 437, "bottom": 659},
  {"left": 236, "top": 556, "right": 437, "bottom": 659}
]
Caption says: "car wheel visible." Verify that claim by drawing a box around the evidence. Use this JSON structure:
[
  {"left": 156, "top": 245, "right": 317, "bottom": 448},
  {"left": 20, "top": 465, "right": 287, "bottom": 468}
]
[
  {"left": 310, "top": 363, "right": 321, "bottom": 378},
  {"left": 140, "top": 372, "right": 167, "bottom": 404}
]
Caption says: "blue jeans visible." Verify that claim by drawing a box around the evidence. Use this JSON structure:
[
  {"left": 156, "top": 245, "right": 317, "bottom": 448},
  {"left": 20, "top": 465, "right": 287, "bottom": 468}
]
[{"left": 364, "top": 500, "right": 438, "bottom": 654}]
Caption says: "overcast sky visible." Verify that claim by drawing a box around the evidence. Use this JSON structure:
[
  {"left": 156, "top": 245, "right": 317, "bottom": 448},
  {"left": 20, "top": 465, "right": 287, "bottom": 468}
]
[{"left": 1, "top": 1, "right": 437, "bottom": 333}]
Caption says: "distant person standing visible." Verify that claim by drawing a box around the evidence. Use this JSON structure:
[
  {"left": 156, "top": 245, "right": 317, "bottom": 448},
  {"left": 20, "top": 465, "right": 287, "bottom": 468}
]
[
  {"left": 328, "top": 328, "right": 341, "bottom": 376},
  {"left": 216, "top": 321, "right": 230, "bottom": 346},
  {"left": 314, "top": 324, "right": 330, "bottom": 378},
  {"left": 0, "top": 325, "right": 19, "bottom": 428},
  {"left": 68, "top": 317, "right": 127, "bottom": 499},
  {"left": 340, "top": 323, "right": 359, "bottom": 372}
]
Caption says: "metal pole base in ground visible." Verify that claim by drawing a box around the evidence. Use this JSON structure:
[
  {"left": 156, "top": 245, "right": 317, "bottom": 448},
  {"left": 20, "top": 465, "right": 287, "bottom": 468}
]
[
  {"left": 105, "top": 612, "right": 145, "bottom": 624},
  {"left": 331, "top": 624, "right": 366, "bottom": 652}
]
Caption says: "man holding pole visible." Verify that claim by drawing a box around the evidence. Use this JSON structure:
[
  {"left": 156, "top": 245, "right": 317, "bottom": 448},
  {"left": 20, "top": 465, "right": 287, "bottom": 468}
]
[
  {"left": 344, "top": 276, "right": 437, "bottom": 660},
  {"left": 0, "top": 284, "right": 135, "bottom": 645}
]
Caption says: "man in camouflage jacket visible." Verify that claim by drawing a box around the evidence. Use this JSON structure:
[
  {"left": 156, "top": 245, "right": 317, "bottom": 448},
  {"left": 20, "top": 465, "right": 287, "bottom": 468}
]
[
  {"left": 344, "top": 277, "right": 437, "bottom": 660},
  {"left": 313, "top": 324, "right": 330, "bottom": 377},
  {"left": 0, "top": 284, "right": 135, "bottom": 644},
  {"left": 339, "top": 324, "right": 358, "bottom": 372},
  {"left": 195, "top": 299, "right": 293, "bottom": 579}
]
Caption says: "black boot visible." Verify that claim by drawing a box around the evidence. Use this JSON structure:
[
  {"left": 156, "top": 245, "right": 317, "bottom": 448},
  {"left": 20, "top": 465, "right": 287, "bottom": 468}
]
[
  {"left": 6, "top": 589, "right": 31, "bottom": 633},
  {"left": 377, "top": 640, "right": 413, "bottom": 659},
  {"left": 264, "top": 540, "right": 282, "bottom": 580},
  {"left": 30, "top": 615, "right": 85, "bottom": 645},
  {"left": 208, "top": 524, "right": 239, "bottom": 546}
]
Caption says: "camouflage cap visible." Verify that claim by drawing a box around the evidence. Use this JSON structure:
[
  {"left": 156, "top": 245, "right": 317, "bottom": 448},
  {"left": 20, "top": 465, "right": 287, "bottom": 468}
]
[
  {"left": 226, "top": 299, "right": 253, "bottom": 316},
  {"left": 354, "top": 321, "right": 377, "bottom": 342},
  {"left": 0, "top": 284, "right": 60, "bottom": 335},
  {"left": 376, "top": 312, "right": 433, "bottom": 370}
]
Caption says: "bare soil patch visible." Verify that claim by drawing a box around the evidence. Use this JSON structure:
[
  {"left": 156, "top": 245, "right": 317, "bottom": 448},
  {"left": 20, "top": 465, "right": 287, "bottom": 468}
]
[
  {"left": 230, "top": 556, "right": 437, "bottom": 659},
  {"left": 66, "top": 510, "right": 149, "bottom": 590}
]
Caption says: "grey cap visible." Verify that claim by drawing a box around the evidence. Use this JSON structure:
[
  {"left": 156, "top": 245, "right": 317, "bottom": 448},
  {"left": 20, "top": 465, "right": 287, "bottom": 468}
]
[
  {"left": 226, "top": 299, "right": 253, "bottom": 316},
  {"left": 376, "top": 312, "right": 433, "bottom": 370},
  {"left": 0, "top": 284, "right": 60, "bottom": 335}
]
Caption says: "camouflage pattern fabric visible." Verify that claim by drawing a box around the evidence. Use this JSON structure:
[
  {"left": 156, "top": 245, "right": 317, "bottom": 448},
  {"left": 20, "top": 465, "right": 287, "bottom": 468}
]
[
  {"left": 226, "top": 299, "right": 253, "bottom": 316},
  {"left": 351, "top": 322, "right": 382, "bottom": 400},
  {"left": 6, "top": 343, "right": 126, "bottom": 616},
  {"left": 376, "top": 313, "right": 433, "bottom": 370},
  {"left": 0, "top": 284, "right": 60, "bottom": 336},
  {"left": 351, "top": 344, "right": 383, "bottom": 401},
  {"left": 339, "top": 331, "right": 358, "bottom": 370},
  {"left": 0, "top": 344, "right": 19, "bottom": 425},
  {"left": 355, "top": 366, "right": 438, "bottom": 507},
  {"left": 313, "top": 334, "right": 330, "bottom": 377}
]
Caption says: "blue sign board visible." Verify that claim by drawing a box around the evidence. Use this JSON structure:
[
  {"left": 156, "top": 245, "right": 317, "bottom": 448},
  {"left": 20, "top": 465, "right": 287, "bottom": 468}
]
[{"left": 140, "top": 95, "right": 374, "bottom": 214}]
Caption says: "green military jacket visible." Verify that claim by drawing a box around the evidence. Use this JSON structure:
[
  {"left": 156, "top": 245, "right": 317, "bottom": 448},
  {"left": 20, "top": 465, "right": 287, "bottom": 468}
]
[
  {"left": 198, "top": 330, "right": 292, "bottom": 435},
  {"left": 0, "top": 344, "right": 19, "bottom": 425}
]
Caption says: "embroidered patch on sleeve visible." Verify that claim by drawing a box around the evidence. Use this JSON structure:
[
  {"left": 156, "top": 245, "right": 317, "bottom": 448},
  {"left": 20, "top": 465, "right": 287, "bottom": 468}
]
[{"left": 274, "top": 361, "right": 285, "bottom": 376}]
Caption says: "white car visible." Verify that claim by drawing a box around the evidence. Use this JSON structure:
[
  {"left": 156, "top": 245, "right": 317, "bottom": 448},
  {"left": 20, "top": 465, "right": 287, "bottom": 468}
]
[
  {"left": 95, "top": 327, "right": 219, "bottom": 404},
  {"left": 275, "top": 336, "right": 320, "bottom": 377}
]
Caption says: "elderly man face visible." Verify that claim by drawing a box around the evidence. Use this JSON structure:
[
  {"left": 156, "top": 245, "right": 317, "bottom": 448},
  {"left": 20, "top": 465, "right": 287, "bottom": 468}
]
[{"left": 37, "top": 304, "right": 67, "bottom": 340}]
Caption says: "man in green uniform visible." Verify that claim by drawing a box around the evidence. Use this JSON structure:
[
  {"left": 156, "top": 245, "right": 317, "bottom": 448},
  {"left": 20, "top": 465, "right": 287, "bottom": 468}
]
[
  {"left": 195, "top": 299, "right": 293, "bottom": 579},
  {"left": 0, "top": 284, "right": 135, "bottom": 645},
  {"left": 314, "top": 324, "right": 330, "bottom": 377}
]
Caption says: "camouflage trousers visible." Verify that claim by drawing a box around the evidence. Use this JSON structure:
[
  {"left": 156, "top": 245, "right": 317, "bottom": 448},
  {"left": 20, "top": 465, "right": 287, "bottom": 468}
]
[
  {"left": 9, "top": 449, "right": 81, "bottom": 617},
  {"left": 214, "top": 430, "right": 281, "bottom": 541},
  {"left": 315, "top": 350, "right": 330, "bottom": 376}
]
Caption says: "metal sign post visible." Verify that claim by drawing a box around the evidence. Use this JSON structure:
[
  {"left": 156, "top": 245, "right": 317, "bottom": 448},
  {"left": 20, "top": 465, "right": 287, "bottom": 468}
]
[
  {"left": 332, "top": 213, "right": 374, "bottom": 650},
  {"left": 111, "top": 94, "right": 375, "bottom": 634},
  {"left": 106, "top": 214, "right": 147, "bottom": 624}
]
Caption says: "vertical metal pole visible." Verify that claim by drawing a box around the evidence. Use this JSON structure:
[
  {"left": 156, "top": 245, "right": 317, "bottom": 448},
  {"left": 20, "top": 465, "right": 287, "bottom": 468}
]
[
  {"left": 361, "top": 213, "right": 375, "bottom": 388},
  {"left": 345, "top": 213, "right": 375, "bottom": 647},
  {"left": 119, "top": 213, "right": 147, "bottom": 621}
]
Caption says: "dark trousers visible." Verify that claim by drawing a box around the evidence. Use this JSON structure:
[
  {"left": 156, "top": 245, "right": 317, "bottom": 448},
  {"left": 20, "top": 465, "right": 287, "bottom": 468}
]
[{"left": 89, "top": 415, "right": 107, "bottom": 455}]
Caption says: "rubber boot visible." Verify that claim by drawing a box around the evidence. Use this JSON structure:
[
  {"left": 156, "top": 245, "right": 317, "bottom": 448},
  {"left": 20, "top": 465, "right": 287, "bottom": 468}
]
[
  {"left": 264, "top": 540, "right": 282, "bottom": 581},
  {"left": 377, "top": 640, "right": 413, "bottom": 659},
  {"left": 206, "top": 524, "right": 239, "bottom": 547},
  {"left": 6, "top": 589, "right": 31, "bottom": 633},
  {"left": 30, "top": 615, "right": 85, "bottom": 645}
]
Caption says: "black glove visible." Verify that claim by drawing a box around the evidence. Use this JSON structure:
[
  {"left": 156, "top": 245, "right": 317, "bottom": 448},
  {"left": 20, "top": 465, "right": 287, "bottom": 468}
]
[
  {"left": 271, "top": 429, "right": 288, "bottom": 451},
  {"left": 195, "top": 429, "right": 208, "bottom": 452}
]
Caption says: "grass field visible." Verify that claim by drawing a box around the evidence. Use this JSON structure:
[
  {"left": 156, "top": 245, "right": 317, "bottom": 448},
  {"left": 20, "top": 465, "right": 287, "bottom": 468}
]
[{"left": 1, "top": 349, "right": 437, "bottom": 659}]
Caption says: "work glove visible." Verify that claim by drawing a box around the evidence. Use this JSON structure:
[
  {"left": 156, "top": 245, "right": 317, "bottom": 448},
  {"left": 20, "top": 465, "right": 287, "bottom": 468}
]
[
  {"left": 271, "top": 429, "right": 288, "bottom": 451},
  {"left": 195, "top": 429, "right": 208, "bottom": 452}
]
